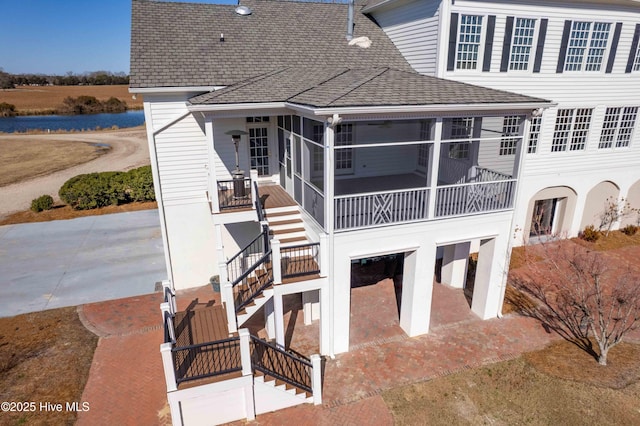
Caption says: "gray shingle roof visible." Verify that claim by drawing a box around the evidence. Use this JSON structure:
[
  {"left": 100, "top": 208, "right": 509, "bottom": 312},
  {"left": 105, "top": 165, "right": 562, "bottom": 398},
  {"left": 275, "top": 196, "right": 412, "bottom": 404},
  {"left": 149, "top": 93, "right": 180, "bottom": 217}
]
[
  {"left": 189, "top": 67, "right": 549, "bottom": 108},
  {"left": 130, "top": 0, "right": 413, "bottom": 88}
]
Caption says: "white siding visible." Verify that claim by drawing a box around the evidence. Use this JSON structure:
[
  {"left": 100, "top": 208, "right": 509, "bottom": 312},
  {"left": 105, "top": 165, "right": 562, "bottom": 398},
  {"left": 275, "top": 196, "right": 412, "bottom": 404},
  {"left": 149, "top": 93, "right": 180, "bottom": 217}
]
[{"left": 369, "top": 0, "right": 442, "bottom": 75}]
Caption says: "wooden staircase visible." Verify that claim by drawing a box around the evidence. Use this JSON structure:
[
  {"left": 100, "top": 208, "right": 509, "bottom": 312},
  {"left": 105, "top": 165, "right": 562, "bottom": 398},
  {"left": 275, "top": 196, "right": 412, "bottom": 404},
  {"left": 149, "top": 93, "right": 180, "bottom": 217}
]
[{"left": 265, "top": 205, "right": 308, "bottom": 247}]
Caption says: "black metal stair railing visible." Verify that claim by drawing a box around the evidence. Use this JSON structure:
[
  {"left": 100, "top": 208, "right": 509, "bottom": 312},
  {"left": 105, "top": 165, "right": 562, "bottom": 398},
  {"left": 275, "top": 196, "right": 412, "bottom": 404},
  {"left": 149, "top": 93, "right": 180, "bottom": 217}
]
[
  {"left": 250, "top": 335, "right": 312, "bottom": 394},
  {"left": 233, "top": 251, "right": 274, "bottom": 312}
]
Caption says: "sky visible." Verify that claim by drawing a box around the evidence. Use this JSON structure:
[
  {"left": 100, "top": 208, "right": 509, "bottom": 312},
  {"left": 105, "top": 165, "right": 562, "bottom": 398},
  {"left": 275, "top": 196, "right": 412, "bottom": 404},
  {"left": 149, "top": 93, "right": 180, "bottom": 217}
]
[{"left": 0, "top": 0, "right": 236, "bottom": 76}]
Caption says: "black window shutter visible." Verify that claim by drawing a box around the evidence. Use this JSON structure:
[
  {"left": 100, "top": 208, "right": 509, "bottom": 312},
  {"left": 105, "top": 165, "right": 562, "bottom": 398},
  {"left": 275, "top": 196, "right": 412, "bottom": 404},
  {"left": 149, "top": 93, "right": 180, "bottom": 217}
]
[
  {"left": 483, "top": 15, "right": 496, "bottom": 72},
  {"left": 533, "top": 18, "right": 548, "bottom": 73},
  {"left": 500, "top": 16, "right": 515, "bottom": 72},
  {"left": 626, "top": 23, "right": 640, "bottom": 73},
  {"left": 447, "top": 13, "right": 459, "bottom": 71},
  {"left": 557, "top": 20, "right": 572, "bottom": 73},
  {"left": 606, "top": 23, "right": 623, "bottom": 73}
]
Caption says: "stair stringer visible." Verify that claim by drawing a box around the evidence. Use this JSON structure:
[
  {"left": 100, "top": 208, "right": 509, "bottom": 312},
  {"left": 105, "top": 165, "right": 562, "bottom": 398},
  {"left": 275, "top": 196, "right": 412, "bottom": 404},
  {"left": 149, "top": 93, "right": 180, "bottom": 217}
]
[{"left": 253, "top": 375, "right": 313, "bottom": 414}]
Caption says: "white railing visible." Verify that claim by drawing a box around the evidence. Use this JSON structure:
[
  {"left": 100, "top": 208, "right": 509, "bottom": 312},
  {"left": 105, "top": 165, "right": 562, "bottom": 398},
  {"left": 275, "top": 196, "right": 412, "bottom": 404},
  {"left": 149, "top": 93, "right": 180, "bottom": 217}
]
[
  {"left": 435, "top": 179, "right": 516, "bottom": 217},
  {"left": 473, "top": 167, "right": 512, "bottom": 183},
  {"left": 439, "top": 156, "right": 472, "bottom": 184},
  {"left": 334, "top": 188, "right": 429, "bottom": 230}
]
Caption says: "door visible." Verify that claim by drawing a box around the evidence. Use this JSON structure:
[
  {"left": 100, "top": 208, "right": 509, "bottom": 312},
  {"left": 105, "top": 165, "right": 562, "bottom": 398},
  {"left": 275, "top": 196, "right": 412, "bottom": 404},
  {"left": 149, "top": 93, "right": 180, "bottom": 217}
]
[
  {"left": 249, "top": 126, "right": 269, "bottom": 176},
  {"left": 530, "top": 198, "right": 558, "bottom": 237}
]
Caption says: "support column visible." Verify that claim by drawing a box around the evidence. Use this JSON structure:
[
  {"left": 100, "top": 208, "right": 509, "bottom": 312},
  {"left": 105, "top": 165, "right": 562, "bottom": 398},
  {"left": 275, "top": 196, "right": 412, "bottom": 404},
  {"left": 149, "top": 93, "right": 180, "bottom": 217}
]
[
  {"left": 319, "top": 285, "right": 331, "bottom": 356},
  {"left": 274, "top": 292, "right": 285, "bottom": 348},
  {"left": 264, "top": 298, "right": 275, "bottom": 340},
  {"left": 472, "top": 236, "right": 507, "bottom": 319},
  {"left": 310, "top": 354, "right": 323, "bottom": 405},
  {"left": 160, "top": 343, "right": 177, "bottom": 392},
  {"left": 302, "top": 290, "right": 320, "bottom": 325},
  {"left": 238, "top": 329, "right": 255, "bottom": 421},
  {"left": 399, "top": 245, "right": 436, "bottom": 337},
  {"left": 440, "top": 242, "right": 470, "bottom": 289}
]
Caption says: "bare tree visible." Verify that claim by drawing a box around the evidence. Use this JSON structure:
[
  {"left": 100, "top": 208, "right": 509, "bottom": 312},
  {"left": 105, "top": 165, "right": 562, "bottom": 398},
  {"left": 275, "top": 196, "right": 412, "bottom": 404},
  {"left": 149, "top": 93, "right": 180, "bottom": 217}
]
[
  {"left": 509, "top": 240, "right": 640, "bottom": 365},
  {"left": 598, "top": 196, "right": 638, "bottom": 236}
]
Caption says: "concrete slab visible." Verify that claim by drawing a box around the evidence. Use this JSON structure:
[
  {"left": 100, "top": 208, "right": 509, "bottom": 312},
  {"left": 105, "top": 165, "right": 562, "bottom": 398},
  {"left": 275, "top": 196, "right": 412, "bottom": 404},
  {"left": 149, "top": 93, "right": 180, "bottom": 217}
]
[{"left": 0, "top": 209, "right": 166, "bottom": 317}]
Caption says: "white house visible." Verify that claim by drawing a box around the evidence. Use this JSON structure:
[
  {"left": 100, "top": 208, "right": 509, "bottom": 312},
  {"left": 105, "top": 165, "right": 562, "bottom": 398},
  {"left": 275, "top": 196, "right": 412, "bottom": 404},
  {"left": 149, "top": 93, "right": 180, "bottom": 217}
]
[
  {"left": 364, "top": 0, "right": 640, "bottom": 242},
  {"left": 128, "top": 0, "right": 639, "bottom": 423}
]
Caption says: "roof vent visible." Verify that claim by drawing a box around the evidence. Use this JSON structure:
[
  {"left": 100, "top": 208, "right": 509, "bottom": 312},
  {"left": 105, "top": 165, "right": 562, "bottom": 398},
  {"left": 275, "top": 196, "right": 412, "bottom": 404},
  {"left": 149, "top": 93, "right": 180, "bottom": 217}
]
[{"left": 235, "top": 5, "right": 252, "bottom": 16}]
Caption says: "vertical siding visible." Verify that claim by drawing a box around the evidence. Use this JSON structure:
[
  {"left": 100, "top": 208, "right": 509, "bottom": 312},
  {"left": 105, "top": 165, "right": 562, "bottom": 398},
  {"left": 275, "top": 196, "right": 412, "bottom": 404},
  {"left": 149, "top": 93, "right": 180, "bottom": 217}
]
[{"left": 369, "top": 0, "right": 442, "bottom": 75}]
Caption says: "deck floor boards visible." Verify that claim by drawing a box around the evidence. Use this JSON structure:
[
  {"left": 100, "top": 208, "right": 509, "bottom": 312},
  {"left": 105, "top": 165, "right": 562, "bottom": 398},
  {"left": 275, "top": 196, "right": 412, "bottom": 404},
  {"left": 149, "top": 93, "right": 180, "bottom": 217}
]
[
  {"left": 258, "top": 185, "right": 296, "bottom": 210},
  {"left": 174, "top": 304, "right": 230, "bottom": 345}
]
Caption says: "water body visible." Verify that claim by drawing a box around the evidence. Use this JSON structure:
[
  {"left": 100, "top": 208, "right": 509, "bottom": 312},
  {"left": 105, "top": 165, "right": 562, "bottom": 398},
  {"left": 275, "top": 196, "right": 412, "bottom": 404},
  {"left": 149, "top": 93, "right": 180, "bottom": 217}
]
[{"left": 0, "top": 110, "right": 145, "bottom": 133}]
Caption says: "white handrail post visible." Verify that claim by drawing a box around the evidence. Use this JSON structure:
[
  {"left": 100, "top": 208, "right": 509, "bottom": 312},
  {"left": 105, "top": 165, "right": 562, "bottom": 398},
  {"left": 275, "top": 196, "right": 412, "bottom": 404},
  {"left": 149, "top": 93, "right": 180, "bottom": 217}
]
[
  {"left": 319, "top": 233, "right": 329, "bottom": 277},
  {"left": 222, "top": 282, "right": 237, "bottom": 333},
  {"left": 250, "top": 169, "right": 259, "bottom": 208},
  {"left": 160, "top": 343, "right": 178, "bottom": 392},
  {"left": 238, "top": 329, "right": 252, "bottom": 376},
  {"left": 272, "top": 239, "right": 282, "bottom": 284},
  {"left": 161, "top": 279, "right": 176, "bottom": 313},
  {"left": 310, "top": 354, "right": 322, "bottom": 405}
]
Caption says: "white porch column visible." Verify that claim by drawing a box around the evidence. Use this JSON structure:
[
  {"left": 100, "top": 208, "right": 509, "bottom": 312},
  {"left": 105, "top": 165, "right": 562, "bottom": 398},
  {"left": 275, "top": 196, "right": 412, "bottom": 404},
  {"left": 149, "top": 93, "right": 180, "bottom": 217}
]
[
  {"left": 319, "top": 233, "right": 329, "bottom": 277},
  {"left": 160, "top": 343, "right": 177, "bottom": 392},
  {"left": 440, "top": 242, "right": 470, "bottom": 289},
  {"left": 271, "top": 239, "right": 282, "bottom": 284},
  {"left": 238, "top": 329, "right": 256, "bottom": 421},
  {"left": 222, "top": 282, "right": 237, "bottom": 333},
  {"left": 205, "top": 116, "right": 220, "bottom": 214},
  {"left": 264, "top": 298, "right": 276, "bottom": 340},
  {"left": 428, "top": 119, "right": 442, "bottom": 219},
  {"left": 274, "top": 292, "right": 285, "bottom": 348},
  {"left": 471, "top": 236, "right": 508, "bottom": 319},
  {"left": 319, "top": 285, "right": 331, "bottom": 356},
  {"left": 310, "top": 354, "right": 323, "bottom": 405},
  {"left": 399, "top": 245, "right": 436, "bottom": 337},
  {"left": 302, "top": 290, "right": 320, "bottom": 325}
]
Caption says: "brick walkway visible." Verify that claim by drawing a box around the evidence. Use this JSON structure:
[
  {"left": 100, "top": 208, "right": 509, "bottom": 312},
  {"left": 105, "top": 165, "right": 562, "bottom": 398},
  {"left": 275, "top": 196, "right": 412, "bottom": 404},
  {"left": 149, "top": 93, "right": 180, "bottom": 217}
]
[{"left": 75, "top": 242, "right": 640, "bottom": 425}]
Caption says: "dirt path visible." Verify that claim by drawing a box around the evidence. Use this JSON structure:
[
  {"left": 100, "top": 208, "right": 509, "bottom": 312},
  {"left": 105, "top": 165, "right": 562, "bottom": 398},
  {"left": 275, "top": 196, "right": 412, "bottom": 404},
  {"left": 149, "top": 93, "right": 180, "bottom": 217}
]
[{"left": 0, "top": 128, "right": 150, "bottom": 218}]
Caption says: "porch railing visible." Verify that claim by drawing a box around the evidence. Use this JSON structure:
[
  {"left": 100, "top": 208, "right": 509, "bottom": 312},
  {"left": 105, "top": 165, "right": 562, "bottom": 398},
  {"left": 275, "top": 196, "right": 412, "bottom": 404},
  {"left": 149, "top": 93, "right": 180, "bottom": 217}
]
[
  {"left": 254, "top": 181, "right": 265, "bottom": 222},
  {"left": 435, "top": 179, "right": 516, "bottom": 217},
  {"left": 334, "top": 188, "right": 429, "bottom": 230},
  {"left": 474, "top": 167, "right": 512, "bottom": 182},
  {"left": 250, "top": 335, "right": 313, "bottom": 394},
  {"left": 218, "top": 178, "right": 252, "bottom": 210},
  {"left": 281, "top": 242, "right": 320, "bottom": 280},
  {"left": 172, "top": 337, "right": 242, "bottom": 385}
]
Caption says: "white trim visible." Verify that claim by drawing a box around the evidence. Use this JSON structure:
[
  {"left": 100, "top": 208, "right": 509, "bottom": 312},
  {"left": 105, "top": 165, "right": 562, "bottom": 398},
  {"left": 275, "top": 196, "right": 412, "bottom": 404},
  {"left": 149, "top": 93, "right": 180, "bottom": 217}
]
[
  {"left": 129, "top": 86, "right": 224, "bottom": 94},
  {"left": 188, "top": 102, "right": 287, "bottom": 112}
]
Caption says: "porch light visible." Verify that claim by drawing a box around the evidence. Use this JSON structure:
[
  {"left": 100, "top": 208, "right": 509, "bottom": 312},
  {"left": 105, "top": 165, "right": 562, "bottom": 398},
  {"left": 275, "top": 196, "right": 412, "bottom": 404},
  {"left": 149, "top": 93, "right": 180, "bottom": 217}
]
[{"left": 225, "top": 129, "right": 249, "bottom": 198}]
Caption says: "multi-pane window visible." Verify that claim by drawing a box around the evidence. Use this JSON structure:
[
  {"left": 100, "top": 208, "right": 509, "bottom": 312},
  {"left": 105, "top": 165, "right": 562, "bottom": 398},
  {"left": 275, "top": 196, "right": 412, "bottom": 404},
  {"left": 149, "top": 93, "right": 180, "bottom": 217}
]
[
  {"left": 527, "top": 116, "right": 542, "bottom": 154},
  {"left": 634, "top": 43, "right": 640, "bottom": 72},
  {"left": 448, "top": 117, "right": 473, "bottom": 159},
  {"left": 312, "top": 125, "right": 324, "bottom": 172},
  {"left": 500, "top": 116, "right": 521, "bottom": 155},
  {"left": 552, "top": 109, "right": 592, "bottom": 152},
  {"left": 565, "top": 21, "right": 611, "bottom": 71},
  {"left": 456, "top": 15, "right": 483, "bottom": 70},
  {"left": 249, "top": 127, "right": 269, "bottom": 175},
  {"left": 599, "top": 107, "right": 638, "bottom": 148},
  {"left": 334, "top": 124, "right": 353, "bottom": 172},
  {"left": 510, "top": 18, "right": 536, "bottom": 70},
  {"left": 246, "top": 116, "right": 270, "bottom": 123}
]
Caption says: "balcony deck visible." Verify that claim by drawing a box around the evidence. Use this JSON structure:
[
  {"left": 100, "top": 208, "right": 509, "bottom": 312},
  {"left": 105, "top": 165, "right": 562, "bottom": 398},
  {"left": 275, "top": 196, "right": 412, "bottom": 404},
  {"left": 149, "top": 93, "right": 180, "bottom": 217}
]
[
  {"left": 259, "top": 184, "right": 297, "bottom": 209},
  {"left": 174, "top": 303, "right": 231, "bottom": 345}
]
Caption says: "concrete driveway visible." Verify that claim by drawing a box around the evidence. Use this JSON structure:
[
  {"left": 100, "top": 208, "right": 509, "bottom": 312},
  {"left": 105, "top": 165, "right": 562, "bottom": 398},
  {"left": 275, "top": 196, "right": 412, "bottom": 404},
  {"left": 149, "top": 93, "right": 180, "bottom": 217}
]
[{"left": 0, "top": 209, "right": 166, "bottom": 317}]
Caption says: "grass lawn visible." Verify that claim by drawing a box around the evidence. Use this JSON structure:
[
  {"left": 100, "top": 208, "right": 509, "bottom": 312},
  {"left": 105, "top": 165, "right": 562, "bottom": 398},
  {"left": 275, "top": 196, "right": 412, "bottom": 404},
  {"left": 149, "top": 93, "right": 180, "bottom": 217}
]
[
  {"left": 383, "top": 340, "right": 640, "bottom": 425},
  {"left": 0, "top": 307, "right": 98, "bottom": 425},
  {"left": 0, "top": 138, "right": 109, "bottom": 187}
]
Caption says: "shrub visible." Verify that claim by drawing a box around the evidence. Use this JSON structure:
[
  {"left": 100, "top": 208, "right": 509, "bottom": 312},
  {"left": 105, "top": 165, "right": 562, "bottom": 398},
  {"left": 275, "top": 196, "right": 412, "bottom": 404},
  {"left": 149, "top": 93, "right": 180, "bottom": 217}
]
[
  {"left": 621, "top": 224, "right": 638, "bottom": 236},
  {"left": 30, "top": 195, "right": 54, "bottom": 212},
  {"left": 579, "top": 225, "right": 600, "bottom": 242},
  {"left": 58, "top": 166, "right": 155, "bottom": 210},
  {"left": 0, "top": 102, "right": 16, "bottom": 117}
]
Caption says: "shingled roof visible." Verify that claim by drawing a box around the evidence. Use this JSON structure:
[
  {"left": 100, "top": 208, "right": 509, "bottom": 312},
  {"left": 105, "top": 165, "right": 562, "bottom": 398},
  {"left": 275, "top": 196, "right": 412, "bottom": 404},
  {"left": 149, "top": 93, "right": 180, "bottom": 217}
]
[
  {"left": 189, "top": 67, "right": 549, "bottom": 108},
  {"left": 130, "top": 0, "right": 413, "bottom": 88}
]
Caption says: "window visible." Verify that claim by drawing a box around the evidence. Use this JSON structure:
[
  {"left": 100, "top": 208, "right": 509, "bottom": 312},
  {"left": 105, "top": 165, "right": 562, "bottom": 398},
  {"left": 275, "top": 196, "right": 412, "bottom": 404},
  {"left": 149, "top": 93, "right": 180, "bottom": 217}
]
[
  {"left": 334, "top": 124, "right": 353, "bottom": 173},
  {"left": 528, "top": 116, "right": 542, "bottom": 153},
  {"left": 552, "top": 109, "right": 592, "bottom": 152},
  {"left": 599, "top": 107, "right": 638, "bottom": 148},
  {"left": 564, "top": 21, "right": 611, "bottom": 71},
  {"left": 456, "top": 15, "right": 483, "bottom": 70},
  {"left": 246, "top": 116, "right": 269, "bottom": 123},
  {"left": 447, "top": 117, "right": 474, "bottom": 159},
  {"left": 509, "top": 18, "right": 536, "bottom": 70},
  {"left": 249, "top": 127, "right": 269, "bottom": 175},
  {"left": 500, "top": 116, "right": 521, "bottom": 155},
  {"left": 312, "top": 125, "right": 324, "bottom": 173},
  {"left": 633, "top": 43, "right": 640, "bottom": 72}
]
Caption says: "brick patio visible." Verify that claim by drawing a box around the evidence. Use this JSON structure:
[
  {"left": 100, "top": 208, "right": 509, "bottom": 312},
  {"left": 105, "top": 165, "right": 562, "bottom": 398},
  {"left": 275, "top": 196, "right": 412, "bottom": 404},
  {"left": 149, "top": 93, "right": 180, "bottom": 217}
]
[{"left": 75, "top": 242, "right": 640, "bottom": 424}]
